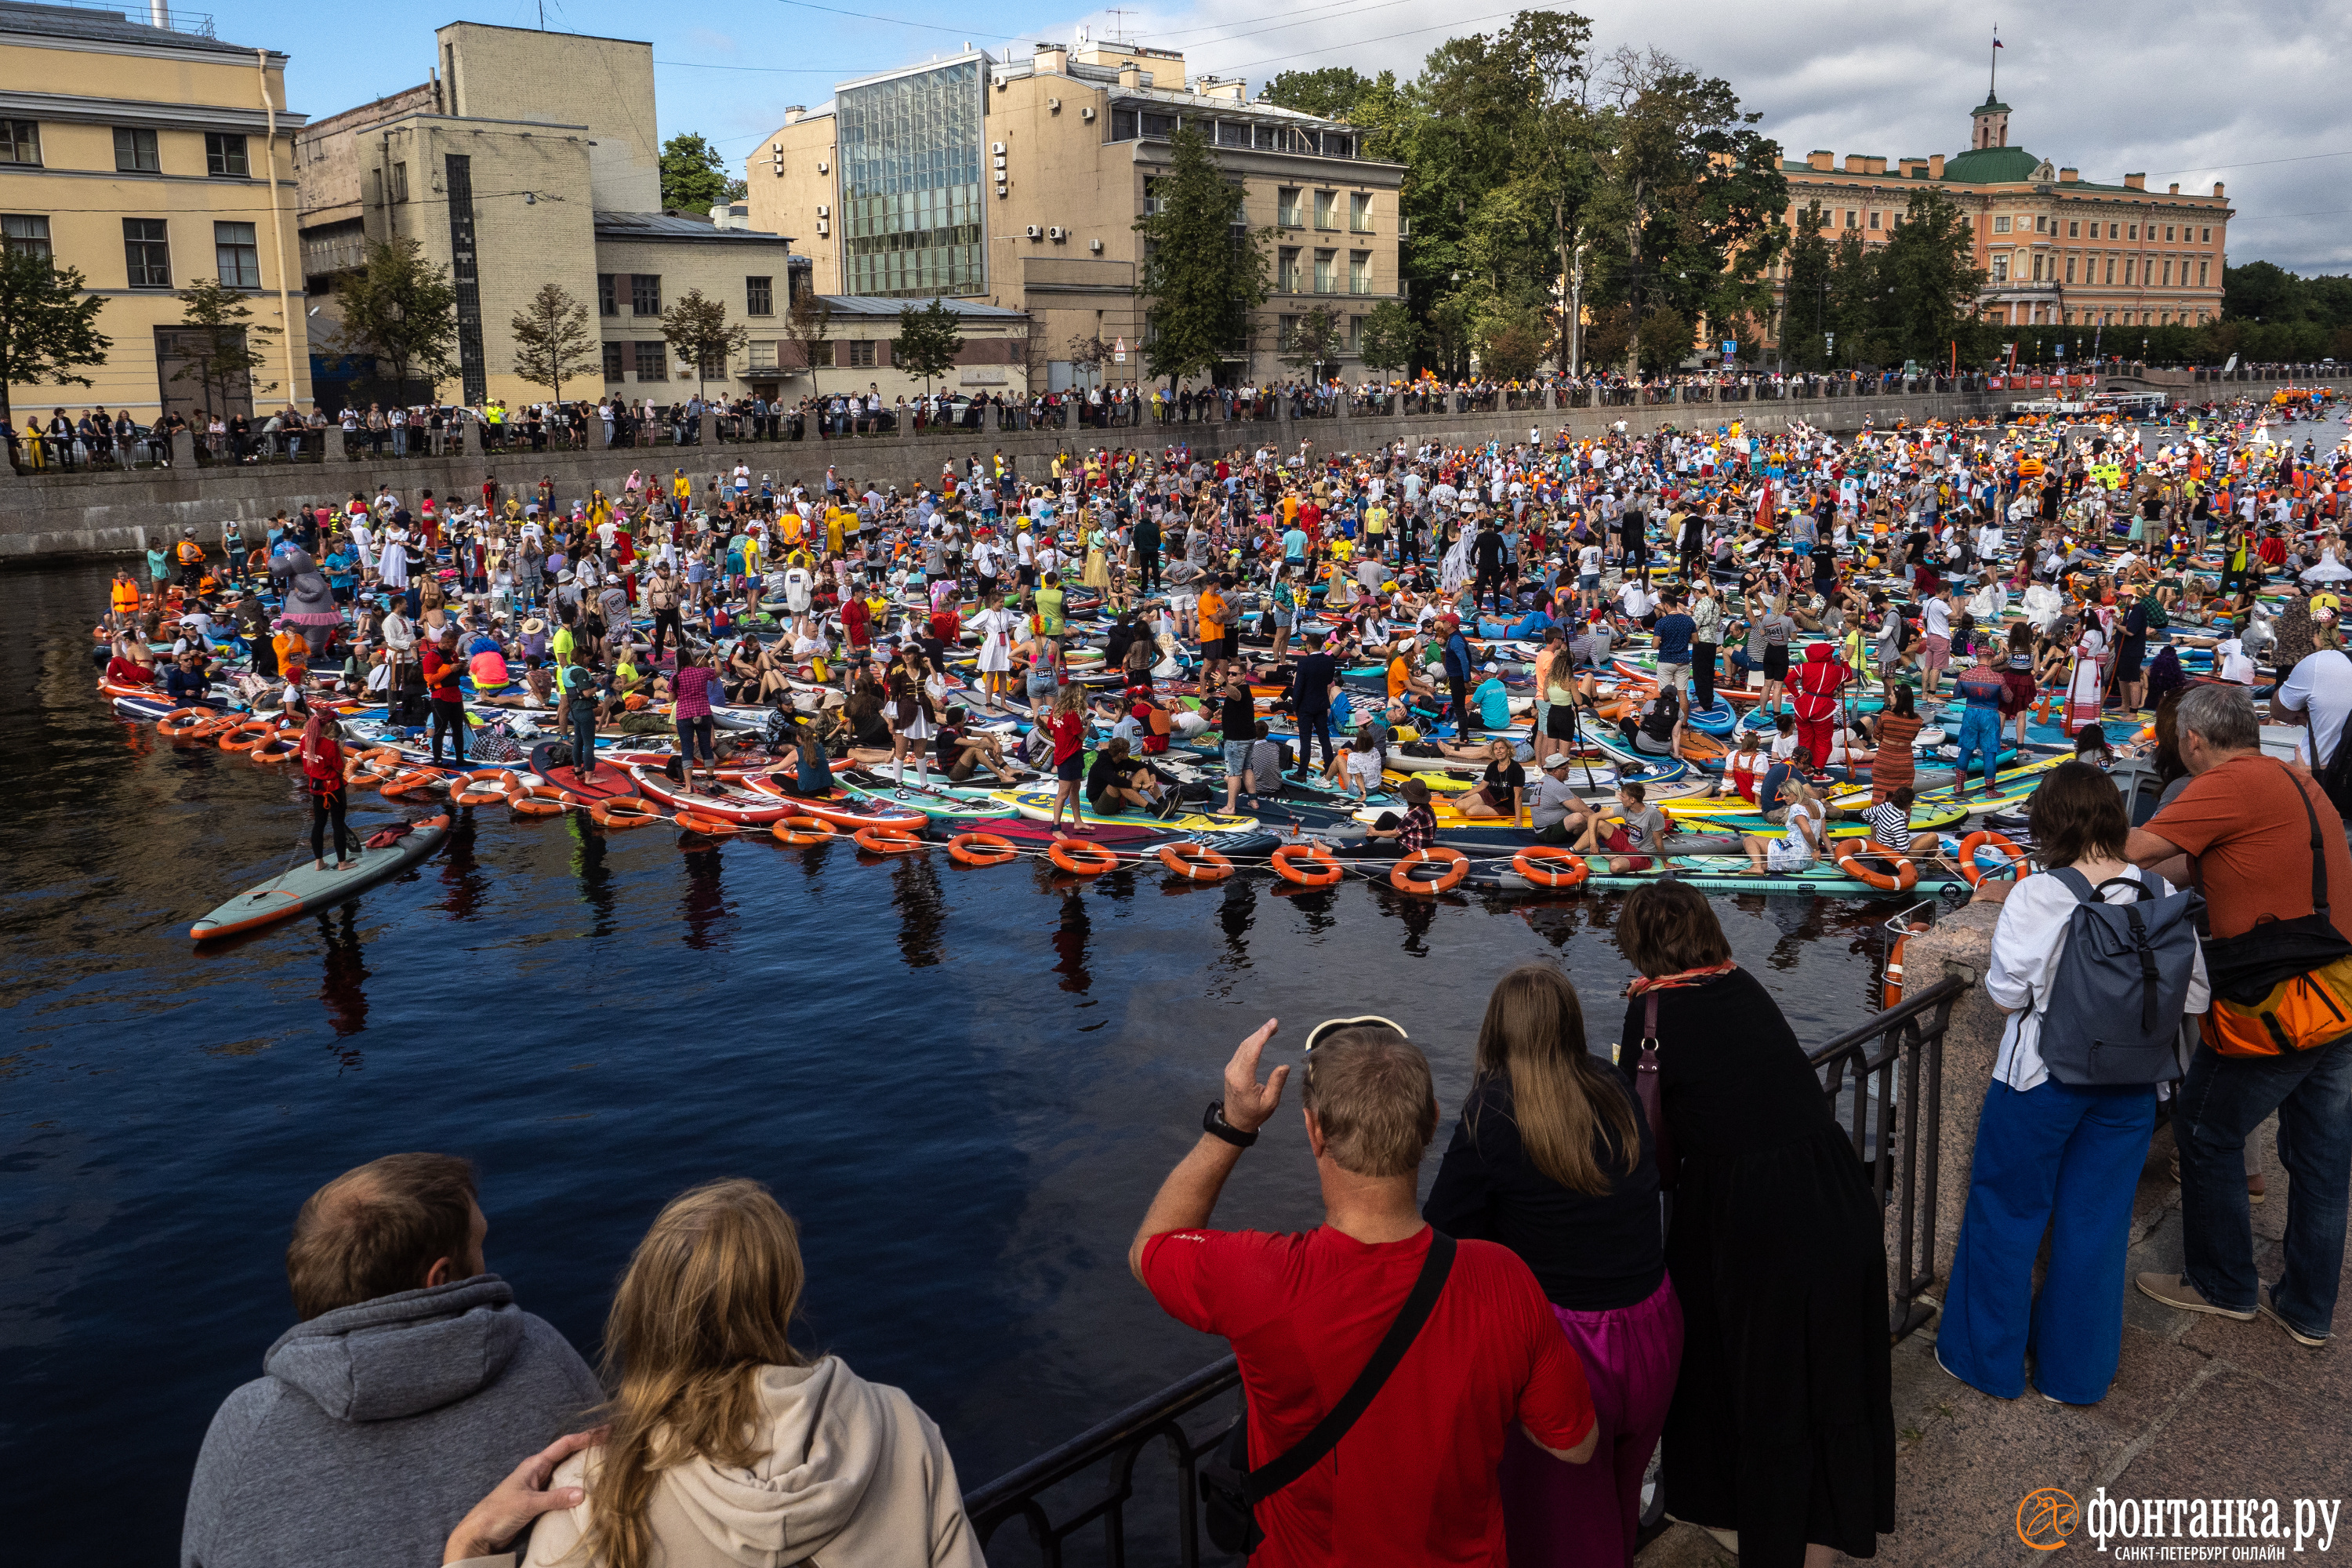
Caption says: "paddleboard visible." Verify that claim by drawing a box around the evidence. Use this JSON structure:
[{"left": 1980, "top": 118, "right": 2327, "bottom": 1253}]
[{"left": 191, "top": 814, "right": 450, "bottom": 942}]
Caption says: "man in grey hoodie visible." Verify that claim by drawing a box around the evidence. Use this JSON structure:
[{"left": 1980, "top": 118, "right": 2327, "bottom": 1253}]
[{"left": 180, "top": 1153, "right": 604, "bottom": 1568}]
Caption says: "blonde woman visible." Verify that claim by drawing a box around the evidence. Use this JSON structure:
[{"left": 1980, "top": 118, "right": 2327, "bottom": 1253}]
[
  {"left": 1742, "top": 766, "right": 1824, "bottom": 875},
  {"left": 442, "top": 1179, "right": 982, "bottom": 1568}
]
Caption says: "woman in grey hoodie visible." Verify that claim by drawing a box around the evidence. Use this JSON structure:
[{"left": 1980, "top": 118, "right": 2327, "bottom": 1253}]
[{"left": 448, "top": 1179, "right": 984, "bottom": 1568}]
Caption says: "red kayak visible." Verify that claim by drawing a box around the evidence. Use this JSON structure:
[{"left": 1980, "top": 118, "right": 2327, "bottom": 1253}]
[
  {"left": 743, "top": 774, "right": 928, "bottom": 830},
  {"left": 627, "top": 765, "right": 793, "bottom": 825}
]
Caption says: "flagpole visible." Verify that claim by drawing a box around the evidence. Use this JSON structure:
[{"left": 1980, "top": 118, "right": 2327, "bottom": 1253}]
[{"left": 1991, "top": 26, "right": 1999, "bottom": 99}]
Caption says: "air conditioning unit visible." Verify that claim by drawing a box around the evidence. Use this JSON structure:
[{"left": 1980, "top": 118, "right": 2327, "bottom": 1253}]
[
  {"left": 1047, "top": 226, "right": 1065, "bottom": 241},
  {"left": 816, "top": 161, "right": 829, "bottom": 174},
  {"left": 1088, "top": 238, "right": 1103, "bottom": 252},
  {"left": 816, "top": 204, "right": 829, "bottom": 217},
  {"left": 1081, "top": 105, "right": 1095, "bottom": 121},
  {"left": 1047, "top": 97, "right": 1062, "bottom": 111},
  {"left": 815, "top": 220, "right": 829, "bottom": 236},
  {"left": 993, "top": 154, "right": 1007, "bottom": 170},
  {"left": 1025, "top": 224, "right": 1043, "bottom": 238},
  {"left": 991, "top": 142, "right": 1005, "bottom": 154}
]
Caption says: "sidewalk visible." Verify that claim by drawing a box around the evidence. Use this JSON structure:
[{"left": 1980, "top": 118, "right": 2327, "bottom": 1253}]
[{"left": 1638, "top": 1108, "right": 2348, "bottom": 1568}]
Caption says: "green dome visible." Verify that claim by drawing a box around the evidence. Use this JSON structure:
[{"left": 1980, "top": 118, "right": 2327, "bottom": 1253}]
[{"left": 1942, "top": 144, "right": 2039, "bottom": 184}]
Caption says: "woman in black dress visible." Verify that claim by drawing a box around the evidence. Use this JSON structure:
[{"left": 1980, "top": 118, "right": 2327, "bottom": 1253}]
[{"left": 1613, "top": 880, "right": 1895, "bottom": 1567}]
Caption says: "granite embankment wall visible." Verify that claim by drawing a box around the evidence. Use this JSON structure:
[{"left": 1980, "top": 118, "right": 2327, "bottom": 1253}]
[{"left": 0, "top": 376, "right": 2323, "bottom": 564}]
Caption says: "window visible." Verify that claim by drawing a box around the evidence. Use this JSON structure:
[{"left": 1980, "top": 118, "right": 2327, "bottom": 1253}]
[
  {"left": 2104, "top": 256, "right": 2115, "bottom": 285},
  {"left": 602, "top": 341, "right": 626, "bottom": 380},
  {"left": 2, "top": 214, "right": 50, "bottom": 260},
  {"left": 205, "top": 132, "right": 249, "bottom": 178},
  {"left": 2123, "top": 259, "right": 2135, "bottom": 285},
  {"left": 1312, "top": 191, "right": 1338, "bottom": 230},
  {"left": 1216, "top": 120, "right": 1249, "bottom": 149},
  {"left": 631, "top": 341, "right": 667, "bottom": 380},
  {"left": 1869, "top": 209, "right": 1881, "bottom": 230},
  {"left": 846, "top": 339, "right": 877, "bottom": 368},
  {"left": 1277, "top": 187, "right": 1301, "bottom": 228},
  {"left": 2031, "top": 254, "right": 2045, "bottom": 281},
  {"left": 2199, "top": 260, "right": 2209, "bottom": 287},
  {"left": 2201, "top": 227, "right": 2211, "bottom": 242},
  {"left": 1346, "top": 315, "right": 1363, "bottom": 352},
  {"left": 805, "top": 340, "right": 835, "bottom": 368},
  {"left": 2165, "top": 224, "right": 2175, "bottom": 241},
  {"left": 746, "top": 275, "right": 773, "bottom": 315},
  {"left": 1349, "top": 251, "right": 1370, "bottom": 294},
  {"left": 2065, "top": 256, "right": 2076, "bottom": 283},
  {"left": 2162, "top": 259, "right": 2172, "bottom": 286},
  {"left": 2067, "top": 220, "right": 2079, "bottom": 238},
  {"left": 1277, "top": 246, "right": 1301, "bottom": 292},
  {"left": 122, "top": 218, "right": 170, "bottom": 287},
  {"left": 213, "top": 221, "right": 260, "bottom": 288},
  {"left": 2127, "top": 223, "right": 2138, "bottom": 240},
  {"left": 0, "top": 119, "right": 40, "bottom": 166},
  {"left": 1254, "top": 124, "right": 1282, "bottom": 151},
  {"left": 1991, "top": 255, "right": 2008, "bottom": 281},
  {"left": 1349, "top": 193, "right": 1373, "bottom": 233},
  {"left": 1993, "top": 214, "right": 2009, "bottom": 233},
  {"left": 114, "top": 126, "right": 159, "bottom": 172},
  {"left": 388, "top": 162, "right": 408, "bottom": 201},
  {"left": 597, "top": 274, "right": 616, "bottom": 316},
  {"left": 1139, "top": 111, "right": 1174, "bottom": 139},
  {"left": 1276, "top": 314, "right": 1298, "bottom": 350},
  {"left": 631, "top": 274, "right": 662, "bottom": 314},
  {"left": 2106, "top": 222, "right": 2118, "bottom": 238},
  {"left": 1845, "top": 209, "right": 1858, "bottom": 228},
  {"left": 749, "top": 340, "right": 777, "bottom": 371},
  {"left": 1110, "top": 108, "right": 1138, "bottom": 141},
  {"left": 1312, "top": 249, "right": 1334, "bottom": 293}
]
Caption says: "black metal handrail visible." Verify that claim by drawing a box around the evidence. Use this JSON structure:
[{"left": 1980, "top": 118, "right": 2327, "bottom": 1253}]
[{"left": 967, "top": 977, "right": 1969, "bottom": 1560}]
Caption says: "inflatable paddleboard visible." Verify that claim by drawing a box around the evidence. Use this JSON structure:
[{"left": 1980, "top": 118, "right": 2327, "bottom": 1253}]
[{"left": 191, "top": 814, "right": 450, "bottom": 942}]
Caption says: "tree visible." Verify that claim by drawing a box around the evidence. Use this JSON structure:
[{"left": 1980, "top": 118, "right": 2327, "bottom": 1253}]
[
  {"left": 1257, "top": 67, "right": 1374, "bottom": 121},
  {"left": 1065, "top": 330, "right": 1109, "bottom": 389},
  {"left": 332, "top": 238, "right": 459, "bottom": 402},
  {"left": 1480, "top": 301, "right": 1552, "bottom": 379},
  {"left": 779, "top": 288, "right": 834, "bottom": 376},
  {"left": 1634, "top": 303, "right": 1691, "bottom": 376},
  {"left": 509, "top": 282, "right": 595, "bottom": 403},
  {"left": 1134, "top": 125, "right": 1268, "bottom": 386},
  {"left": 660, "top": 288, "right": 750, "bottom": 395},
  {"left": 661, "top": 132, "right": 746, "bottom": 213},
  {"left": 171, "top": 276, "right": 278, "bottom": 419},
  {"left": 1280, "top": 306, "right": 1345, "bottom": 379},
  {"left": 1778, "top": 201, "right": 1834, "bottom": 369},
  {"left": 0, "top": 247, "right": 111, "bottom": 437},
  {"left": 1872, "top": 189, "right": 1990, "bottom": 365},
  {"left": 1357, "top": 299, "right": 1420, "bottom": 373},
  {"left": 890, "top": 298, "right": 965, "bottom": 393}
]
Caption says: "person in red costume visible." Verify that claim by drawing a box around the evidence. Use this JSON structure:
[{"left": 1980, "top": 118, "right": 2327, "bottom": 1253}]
[{"left": 1791, "top": 642, "right": 1853, "bottom": 779}]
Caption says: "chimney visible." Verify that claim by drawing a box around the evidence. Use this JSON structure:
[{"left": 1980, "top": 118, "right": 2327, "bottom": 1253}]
[
  {"left": 2059, "top": 167, "right": 2078, "bottom": 183},
  {"left": 1929, "top": 153, "right": 1944, "bottom": 179},
  {"left": 1807, "top": 150, "right": 1832, "bottom": 172},
  {"left": 2168, "top": 182, "right": 2180, "bottom": 194},
  {"left": 2124, "top": 172, "right": 2146, "bottom": 191},
  {"left": 2212, "top": 181, "right": 2226, "bottom": 198},
  {"left": 1843, "top": 154, "right": 1864, "bottom": 174},
  {"left": 1117, "top": 62, "right": 1141, "bottom": 88},
  {"left": 1864, "top": 156, "right": 1886, "bottom": 176},
  {"left": 1036, "top": 42, "right": 1067, "bottom": 74},
  {"left": 783, "top": 105, "right": 805, "bottom": 125}
]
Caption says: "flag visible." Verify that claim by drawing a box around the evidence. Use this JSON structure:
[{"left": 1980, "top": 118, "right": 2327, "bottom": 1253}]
[{"left": 1993, "top": 35, "right": 2005, "bottom": 48}]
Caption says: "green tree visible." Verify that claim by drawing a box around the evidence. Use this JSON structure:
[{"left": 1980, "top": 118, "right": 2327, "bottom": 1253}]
[
  {"left": 0, "top": 247, "right": 111, "bottom": 437},
  {"left": 1134, "top": 125, "right": 1267, "bottom": 385},
  {"left": 1256, "top": 67, "right": 1374, "bottom": 120},
  {"left": 1357, "top": 298, "right": 1420, "bottom": 373},
  {"left": 1633, "top": 302, "right": 1690, "bottom": 376},
  {"left": 2222, "top": 260, "right": 2307, "bottom": 325},
  {"left": 891, "top": 298, "right": 966, "bottom": 393},
  {"left": 1280, "top": 305, "right": 1345, "bottom": 379},
  {"left": 331, "top": 238, "right": 459, "bottom": 401},
  {"left": 661, "top": 132, "right": 746, "bottom": 212},
  {"left": 1479, "top": 303, "right": 1551, "bottom": 379},
  {"left": 509, "top": 281, "right": 595, "bottom": 403},
  {"left": 1872, "top": 189, "right": 1989, "bottom": 365},
  {"left": 1778, "top": 201, "right": 1834, "bottom": 369},
  {"left": 659, "top": 287, "right": 750, "bottom": 395},
  {"left": 779, "top": 288, "right": 834, "bottom": 373},
  {"left": 171, "top": 275, "right": 279, "bottom": 419}
]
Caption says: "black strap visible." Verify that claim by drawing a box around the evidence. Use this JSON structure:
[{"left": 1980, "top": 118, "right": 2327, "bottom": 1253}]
[
  {"left": 2278, "top": 759, "right": 2332, "bottom": 920},
  {"left": 1243, "top": 1229, "right": 1457, "bottom": 1505}
]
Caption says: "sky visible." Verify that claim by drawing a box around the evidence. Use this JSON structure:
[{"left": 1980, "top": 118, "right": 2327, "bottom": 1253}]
[{"left": 233, "top": 0, "right": 2351, "bottom": 276}]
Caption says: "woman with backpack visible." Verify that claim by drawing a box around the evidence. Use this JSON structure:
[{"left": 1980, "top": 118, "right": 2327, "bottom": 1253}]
[{"left": 1936, "top": 762, "right": 2208, "bottom": 1404}]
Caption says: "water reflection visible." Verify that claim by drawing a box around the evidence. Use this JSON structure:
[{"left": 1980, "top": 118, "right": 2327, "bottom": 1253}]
[
  {"left": 679, "top": 841, "right": 729, "bottom": 950},
  {"left": 437, "top": 818, "right": 486, "bottom": 921},
  {"left": 1051, "top": 890, "right": 1091, "bottom": 993},
  {"left": 318, "top": 905, "right": 368, "bottom": 1044},
  {"left": 891, "top": 855, "right": 946, "bottom": 969},
  {"left": 568, "top": 816, "right": 616, "bottom": 933}
]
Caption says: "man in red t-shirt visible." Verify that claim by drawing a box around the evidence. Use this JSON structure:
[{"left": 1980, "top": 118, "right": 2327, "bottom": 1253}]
[{"left": 1133, "top": 1022, "right": 1596, "bottom": 1566}]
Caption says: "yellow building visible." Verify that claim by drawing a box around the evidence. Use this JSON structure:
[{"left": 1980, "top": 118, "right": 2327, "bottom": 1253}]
[
  {"left": 1, "top": 1, "right": 309, "bottom": 426},
  {"left": 1779, "top": 93, "right": 2230, "bottom": 336}
]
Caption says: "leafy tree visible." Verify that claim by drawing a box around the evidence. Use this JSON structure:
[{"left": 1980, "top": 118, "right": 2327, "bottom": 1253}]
[
  {"left": 661, "top": 132, "right": 746, "bottom": 213},
  {"left": 331, "top": 238, "right": 459, "bottom": 401},
  {"left": 509, "top": 281, "right": 595, "bottom": 403},
  {"left": 891, "top": 298, "right": 965, "bottom": 393},
  {"left": 1634, "top": 303, "right": 1690, "bottom": 376},
  {"left": 1257, "top": 67, "right": 1373, "bottom": 121},
  {"left": 1777, "top": 201, "right": 1834, "bottom": 369},
  {"left": 1479, "top": 304, "right": 1550, "bottom": 380},
  {"left": 1871, "top": 189, "right": 1989, "bottom": 365},
  {"left": 171, "top": 276, "right": 278, "bottom": 419},
  {"left": 1280, "top": 306, "right": 1345, "bottom": 378},
  {"left": 1357, "top": 299, "right": 1420, "bottom": 373},
  {"left": 779, "top": 288, "right": 834, "bottom": 372},
  {"left": 1065, "top": 330, "right": 1109, "bottom": 389},
  {"left": 1134, "top": 125, "right": 1267, "bottom": 386},
  {"left": 660, "top": 287, "right": 750, "bottom": 395},
  {"left": 1425, "top": 291, "right": 1479, "bottom": 379},
  {"left": 0, "top": 247, "right": 111, "bottom": 437},
  {"left": 2222, "top": 260, "right": 2307, "bottom": 325}
]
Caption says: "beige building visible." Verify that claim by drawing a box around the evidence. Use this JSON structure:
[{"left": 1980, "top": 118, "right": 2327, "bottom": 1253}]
[
  {"left": 778, "top": 293, "right": 1030, "bottom": 401},
  {"left": 744, "top": 37, "right": 1406, "bottom": 390},
  {"left": 296, "top": 23, "right": 794, "bottom": 411},
  {"left": 1, "top": 0, "right": 310, "bottom": 426},
  {"left": 1779, "top": 92, "right": 2230, "bottom": 339}
]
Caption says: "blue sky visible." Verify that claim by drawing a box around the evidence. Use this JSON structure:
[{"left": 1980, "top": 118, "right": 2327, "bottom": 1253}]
[{"left": 234, "top": 0, "right": 2350, "bottom": 276}]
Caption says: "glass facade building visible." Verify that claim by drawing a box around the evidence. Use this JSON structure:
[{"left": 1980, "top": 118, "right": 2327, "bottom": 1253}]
[{"left": 837, "top": 58, "right": 985, "bottom": 298}]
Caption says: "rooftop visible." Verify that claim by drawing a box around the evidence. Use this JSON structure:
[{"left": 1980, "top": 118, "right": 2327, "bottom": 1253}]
[
  {"left": 816, "top": 294, "right": 1027, "bottom": 319},
  {"left": 593, "top": 211, "right": 794, "bottom": 244},
  {"left": 0, "top": 0, "right": 274, "bottom": 58}
]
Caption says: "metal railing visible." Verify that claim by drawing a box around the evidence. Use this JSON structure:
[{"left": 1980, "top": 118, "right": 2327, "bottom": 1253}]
[{"left": 964, "top": 975, "right": 1969, "bottom": 1562}]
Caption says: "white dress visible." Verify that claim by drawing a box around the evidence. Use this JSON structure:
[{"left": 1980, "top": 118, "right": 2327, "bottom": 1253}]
[{"left": 975, "top": 608, "right": 1014, "bottom": 673}]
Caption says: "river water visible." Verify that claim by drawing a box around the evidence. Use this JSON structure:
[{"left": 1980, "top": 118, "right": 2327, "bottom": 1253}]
[{"left": 2, "top": 560, "right": 1912, "bottom": 1559}]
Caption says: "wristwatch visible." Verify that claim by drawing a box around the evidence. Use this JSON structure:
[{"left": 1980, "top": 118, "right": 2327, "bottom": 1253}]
[{"left": 1202, "top": 1101, "right": 1259, "bottom": 1148}]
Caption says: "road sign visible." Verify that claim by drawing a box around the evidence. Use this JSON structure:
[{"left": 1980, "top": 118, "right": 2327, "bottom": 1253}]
[
  {"left": 1721, "top": 340, "right": 1737, "bottom": 357},
  {"left": 1113, "top": 336, "right": 1127, "bottom": 363}
]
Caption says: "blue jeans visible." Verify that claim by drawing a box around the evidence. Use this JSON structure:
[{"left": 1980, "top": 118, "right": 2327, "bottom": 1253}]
[
  {"left": 2176, "top": 1037, "right": 2352, "bottom": 1336},
  {"left": 1954, "top": 707, "right": 2002, "bottom": 792},
  {"left": 1940, "top": 1079, "right": 2155, "bottom": 1402},
  {"left": 572, "top": 708, "right": 598, "bottom": 775}
]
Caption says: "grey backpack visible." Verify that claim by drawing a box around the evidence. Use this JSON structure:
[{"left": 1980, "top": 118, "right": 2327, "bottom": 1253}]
[{"left": 2036, "top": 868, "right": 2204, "bottom": 1087}]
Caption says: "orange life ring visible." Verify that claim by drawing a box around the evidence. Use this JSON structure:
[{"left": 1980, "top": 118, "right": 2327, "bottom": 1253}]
[
  {"left": 1271, "top": 842, "right": 1345, "bottom": 887},
  {"left": 1158, "top": 842, "right": 1236, "bottom": 881},
  {"left": 590, "top": 796, "right": 661, "bottom": 829},
  {"left": 674, "top": 809, "right": 739, "bottom": 836},
  {"left": 156, "top": 707, "right": 216, "bottom": 739},
  {"left": 1390, "top": 846, "right": 1469, "bottom": 895},
  {"left": 854, "top": 824, "right": 927, "bottom": 854},
  {"left": 948, "top": 831, "right": 1019, "bottom": 866},
  {"left": 216, "top": 719, "right": 277, "bottom": 753},
  {"left": 379, "top": 769, "right": 441, "bottom": 798},
  {"left": 1512, "top": 846, "right": 1590, "bottom": 889},
  {"left": 1956, "top": 829, "right": 2027, "bottom": 887},
  {"left": 455, "top": 769, "right": 517, "bottom": 805},
  {"left": 248, "top": 734, "right": 302, "bottom": 766},
  {"left": 1048, "top": 840, "right": 1121, "bottom": 876},
  {"left": 771, "top": 815, "right": 837, "bottom": 846},
  {"left": 1835, "top": 844, "right": 1919, "bottom": 893},
  {"left": 510, "top": 784, "right": 578, "bottom": 817},
  {"left": 1883, "top": 920, "right": 1929, "bottom": 1009}
]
